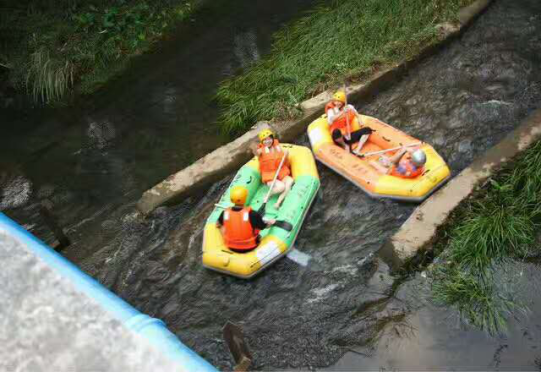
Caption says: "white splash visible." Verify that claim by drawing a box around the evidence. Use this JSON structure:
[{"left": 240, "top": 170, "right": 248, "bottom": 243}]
[
  {"left": 307, "top": 284, "right": 339, "bottom": 304},
  {"left": 286, "top": 248, "right": 312, "bottom": 267},
  {"left": 0, "top": 175, "right": 32, "bottom": 210}
]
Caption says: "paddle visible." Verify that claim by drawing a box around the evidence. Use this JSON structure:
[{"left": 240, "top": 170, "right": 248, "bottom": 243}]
[
  {"left": 356, "top": 142, "right": 422, "bottom": 158},
  {"left": 214, "top": 204, "right": 293, "bottom": 232},
  {"left": 257, "top": 149, "right": 288, "bottom": 214},
  {"left": 343, "top": 84, "right": 352, "bottom": 141}
]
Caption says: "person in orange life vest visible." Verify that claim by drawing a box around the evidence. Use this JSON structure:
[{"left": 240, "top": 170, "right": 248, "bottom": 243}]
[
  {"left": 253, "top": 129, "right": 294, "bottom": 209},
  {"left": 326, "top": 90, "right": 373, "bottom": 155},
  {"left": 369, "top": 147, "right": 427, "bottom": 178},
  {"left": 217, "top": 186, "right": 275, "bottom": 252}
]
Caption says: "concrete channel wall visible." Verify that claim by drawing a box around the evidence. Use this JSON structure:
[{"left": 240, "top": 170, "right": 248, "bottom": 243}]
[
  {"left": 137, "top": 0, "right": 493, "bottom": 215},
  {"left": 379, "top": 109, "right": 541, "bottom": 268}
]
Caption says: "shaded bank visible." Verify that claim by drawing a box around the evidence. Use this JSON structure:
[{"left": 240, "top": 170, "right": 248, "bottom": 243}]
[{"left": 0, "top": 0, "right": 195, "bottom": 103}]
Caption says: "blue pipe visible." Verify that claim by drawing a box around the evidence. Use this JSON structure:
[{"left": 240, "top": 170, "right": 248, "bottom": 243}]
[{"left": 0, "top": 213, "right": 217, "bottom": 372}]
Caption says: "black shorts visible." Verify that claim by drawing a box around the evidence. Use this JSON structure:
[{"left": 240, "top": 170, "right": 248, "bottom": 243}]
[{"left": 332, "top": 127, "right": 373, "bottom": 145}]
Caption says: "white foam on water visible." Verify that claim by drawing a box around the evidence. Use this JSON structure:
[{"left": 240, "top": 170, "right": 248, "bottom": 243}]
[{"left": 307, "top": 284, "right": 339, "bottom": 304}]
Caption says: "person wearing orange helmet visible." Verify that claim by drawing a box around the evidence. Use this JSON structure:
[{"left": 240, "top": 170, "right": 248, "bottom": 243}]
[
  {"left": 326, "top": 90, "right": 373, "bottom": 154},
  {"left": 253, "top": 129, "right": 294, "bottom": 209},
  {"left": 217, "top": 186, "right": 275, "bottom": 252}
]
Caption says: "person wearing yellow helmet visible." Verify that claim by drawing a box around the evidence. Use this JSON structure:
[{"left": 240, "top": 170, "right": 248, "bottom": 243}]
[
  {"left": 252, "top": 128, "right": 294, "bottom": 209},
  {"left": 217, "top": 185, "right": 275, "bottom": 252},
  {"left": 326, "top": 90, "right": 373, "bottom": 155}
]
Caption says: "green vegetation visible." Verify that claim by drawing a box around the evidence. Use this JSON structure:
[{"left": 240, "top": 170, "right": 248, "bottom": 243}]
[
  {"left": 0, "top": 0, "right": 194, "bottom": 103},
  {"left": 216, "top": 0, "right": 473, "bottom": 134},
  {"left": 431, "top": 141, "right": 541, "bottom": 334}
]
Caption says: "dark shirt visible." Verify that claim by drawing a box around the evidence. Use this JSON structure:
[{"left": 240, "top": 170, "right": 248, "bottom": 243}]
[{"left": 218, "top": 207, "right": 268, "bottom": 230}]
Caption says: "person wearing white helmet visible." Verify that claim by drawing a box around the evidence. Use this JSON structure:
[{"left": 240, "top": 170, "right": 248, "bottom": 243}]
[{"left": 369, "top": 146, "right": 427, "bottom": 178}]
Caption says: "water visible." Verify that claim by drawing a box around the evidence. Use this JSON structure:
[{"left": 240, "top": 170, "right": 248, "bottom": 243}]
[
  {"left": 0, "top": 0, "right": 322, "bottom": 256},
  {"left": 2, "top": 0, "right": 541, "bottom": 370},
  {"left": 327, "top": 259, "right": 541, "bottom": 371}
]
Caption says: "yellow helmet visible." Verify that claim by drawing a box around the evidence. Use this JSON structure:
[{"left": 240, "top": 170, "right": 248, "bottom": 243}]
[
  {"left": 230, "top": 186, "right": 248, "bottom": 205},
  {"left": 258, "top": 129, "right": 275, "bottom": 142},
  {"left": 333, "top": 90, "right": 346, "bottom": 104}
]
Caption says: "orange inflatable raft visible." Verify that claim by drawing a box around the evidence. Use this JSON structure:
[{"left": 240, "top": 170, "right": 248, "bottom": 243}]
[{"left": 307, "top": 114, "right": 450, "bottom": 202}]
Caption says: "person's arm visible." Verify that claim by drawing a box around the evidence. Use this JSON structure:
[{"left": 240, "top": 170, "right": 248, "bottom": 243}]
[
  {"left": 217, "top": 211, "right": 224, "bottom": 227},
  {"left": 389, "top": 147, "right": 408, "bottom": 165},
  {"left": 250, "top": 210, "right": 274, "bottom": 230},
  {"left": 327, "top": 108, "right": 338, "bottom": 125}
]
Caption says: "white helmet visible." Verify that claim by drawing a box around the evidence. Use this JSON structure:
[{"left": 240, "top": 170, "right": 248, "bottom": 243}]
[{"left": 411, "top": 149, "right": 426, "bottom": 167}]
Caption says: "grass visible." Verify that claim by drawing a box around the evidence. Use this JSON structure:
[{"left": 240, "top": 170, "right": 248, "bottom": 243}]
[
  {"left": 430, "top": 141, "right": 541, "bottom": 334},
  {"left": 216, "top": 0, "right": 474, "bottom": 134},
  {"left": 432, "top": 265, "right": 517, "bottom": 335},
  {"left": 1, "top": 0, "right": 194, "bottom": 104}
]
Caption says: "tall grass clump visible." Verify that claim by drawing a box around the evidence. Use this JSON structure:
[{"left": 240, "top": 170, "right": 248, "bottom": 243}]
[
  {"left": 26, "top": 47, "right": 75, "bottom": 103},
  {"left": 431, "top": 141, "right": 540, "bottom": 334},
  {"left": 1, "top": 0, "right": 195, "bottom": 103},
  {"left": 216, "top": 0, "right": 467, "bottom": 133},
  {"left": 448, "top": 202, "right": 535, "bottom": 270},
  {"left": 432, "top": 265, "right": 516, "bottom": 335}
]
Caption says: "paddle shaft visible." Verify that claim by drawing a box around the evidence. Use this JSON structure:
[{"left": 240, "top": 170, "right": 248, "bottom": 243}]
[
  {"left": 343, "top": 84, "right": 351, "bottom": 140},
  {"left": 358, "top": 142, "right": 422, "bottom": 158},
  {"left": 262, "top": 149, "right": 288, "bottom": 204}
]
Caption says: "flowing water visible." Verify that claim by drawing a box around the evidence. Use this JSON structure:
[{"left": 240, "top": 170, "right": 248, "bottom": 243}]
[{"left": 1, "top": 0, "right": 540, "bottom": 370}]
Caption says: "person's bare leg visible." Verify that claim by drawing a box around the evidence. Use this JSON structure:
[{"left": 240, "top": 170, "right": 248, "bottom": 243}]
[
  {"left": 274, "top": 176, "right": 294, "bottom": 209},
  {"left": 267, "top": 180, "right": 285, "bottom": 198},
  {"left": 335, "top": 137, "right": 350, "bottom": 152},
  {"left": 353, "top": 134, "right": 369, "bottom": 155},
  {"left": 369, "top": 160, "right": 390, "bottom": 174}
]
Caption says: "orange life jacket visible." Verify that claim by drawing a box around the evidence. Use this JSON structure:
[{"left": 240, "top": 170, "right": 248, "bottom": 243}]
[
  {"left": 390, "top": 158, "right": 424, "bottom": 179},
  {"left": 325, "top": 101, "right": 356, "bottom": 136},
  {"left": 223, "top": 207, "right": 259, "bottom": 250},
  {"left": 258, "top": 139, "right": 291, "bottom": 184}
]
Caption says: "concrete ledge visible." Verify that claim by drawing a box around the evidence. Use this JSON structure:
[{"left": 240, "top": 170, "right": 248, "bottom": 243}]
[
  {"left": 138, "top": 122, "right": 270, "bottom": 215},
  {"left": 379, "top": 109, "right": 541, "bottom": 269},
  {"left": 137, "top": 0, "right": 493, "bottom": 215}
]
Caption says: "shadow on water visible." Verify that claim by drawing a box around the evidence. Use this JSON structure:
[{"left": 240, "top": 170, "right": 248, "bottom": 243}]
[{"left": 75, "top": 0, "right": 540, "bottom": 369}]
